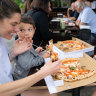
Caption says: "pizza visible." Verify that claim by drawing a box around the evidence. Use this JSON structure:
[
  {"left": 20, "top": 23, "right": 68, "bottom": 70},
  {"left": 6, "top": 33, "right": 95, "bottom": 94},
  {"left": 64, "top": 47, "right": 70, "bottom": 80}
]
[
  {"left": 53, "top": 58, "right": 95, "bottom": 82},
  {"left": 46, "top": 40, "right": 59, "bottom": 62},
  {"left": 56, "top": 40, "right": 85, "bottom": 52},
  {"left": 61, "top": 58, "right": 80, "bottom": 67},
  {"left": 50, "top": 52, "right": 58, "bottom": 62},
  {"left": 46, "top": 40, "right": 53, "bottom": 53}
]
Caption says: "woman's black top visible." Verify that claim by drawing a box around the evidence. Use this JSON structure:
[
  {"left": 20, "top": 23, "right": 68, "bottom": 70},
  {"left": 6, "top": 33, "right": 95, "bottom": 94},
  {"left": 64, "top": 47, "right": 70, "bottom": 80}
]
[{"left": 26, "top": 9, "right": 52, "bottom": 48}]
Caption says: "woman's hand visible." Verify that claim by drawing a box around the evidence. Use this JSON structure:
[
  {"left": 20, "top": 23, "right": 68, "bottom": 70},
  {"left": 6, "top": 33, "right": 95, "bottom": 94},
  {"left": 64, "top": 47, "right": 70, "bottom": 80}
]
[
  {"left": 11, "top": 38, "right": 33, "bottom": 57},
  {"left": 35, "top": 47, "right": 43, "bottom": 53},
  {"left": 41, "top": 60, "right": 61, "bottom": 76}
]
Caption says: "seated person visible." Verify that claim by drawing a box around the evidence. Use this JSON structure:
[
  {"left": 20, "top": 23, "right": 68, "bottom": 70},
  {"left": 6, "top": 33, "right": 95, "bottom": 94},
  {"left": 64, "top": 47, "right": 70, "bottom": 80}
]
[
  {"left": 76, "top": 0, "right": 92, "bottom": 7},
  {"left": 26, "top": 0, "right": 53, "bottom": 48},
  {"left": 13, "top": 15, "right": 50, "bottom": 80},
  {"left": 64, "top": 2, "right": 79, "bottom": 21},
  {"left": 85, "top": 0, "right": 91, "bottom": 7},
  {"left": 75, "top": 1, "right": 96, "bottom": 45},
  {"left": 85, "top": 0, "right": 95, "bottom": 8},
  {"left": 12, "top": 15, "right": 59, "bottom": 96}
]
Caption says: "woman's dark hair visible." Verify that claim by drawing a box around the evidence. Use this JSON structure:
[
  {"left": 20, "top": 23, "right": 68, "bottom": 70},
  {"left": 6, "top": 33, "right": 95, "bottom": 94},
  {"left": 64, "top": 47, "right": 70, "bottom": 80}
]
[
  {"left": 22, "top": 0, "right": 33, "bottom": 14},
  {"left": 0, "top": 0, "right": 21, "bottom": 20},
  {"left": 31, "top": 0, "right": 51, "bottom": 14},
  {"left": 21, "top": 14, "right": 35, "bottom": 28}
]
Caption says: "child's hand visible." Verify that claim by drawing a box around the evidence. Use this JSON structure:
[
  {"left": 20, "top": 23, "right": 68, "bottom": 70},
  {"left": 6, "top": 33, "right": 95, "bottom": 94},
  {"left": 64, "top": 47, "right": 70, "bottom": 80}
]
[
  {"left": 43, "top": 52, "right": 50, "bottom": 58},
  {"left": 35, "top": 47, "right": 43, "bottom": 53}
]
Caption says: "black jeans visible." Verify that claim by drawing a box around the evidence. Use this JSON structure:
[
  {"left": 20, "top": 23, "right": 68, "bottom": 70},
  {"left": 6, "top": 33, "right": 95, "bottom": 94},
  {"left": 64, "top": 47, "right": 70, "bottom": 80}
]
[
  {"left": 79, "top": 29, "right": 91, "bottom": 44},
  {"left": 79, "top": 29, "right": 96, "bottom": 45}
]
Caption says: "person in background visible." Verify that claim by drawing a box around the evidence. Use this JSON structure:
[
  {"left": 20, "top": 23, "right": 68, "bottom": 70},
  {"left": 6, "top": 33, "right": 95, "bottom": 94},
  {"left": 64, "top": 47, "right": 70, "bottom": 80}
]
[
  {"left": 22, "top": 0, "right": 33, "bottom": 14},
  {"left": 85, "top": 0, "right": 94, "bottom": 8},
  {"left": 67, "top": 2, "right": 79, "bottom": 21},
  {"left": 77, "top": 0, "right": 83, "bottom": 2},
  {"left": 77, "top": 0, "right": 94, "bottom": 7},
  {"left": 85, "top": 0, "right": 91, "bottom": 7},
  {"left": 0, "top": 0, "right": 61, "bottom": 96},
  {"left": 75, "top": 1, "right": 96, "bottom": 45},
  {"left": 25, "top": 0, "right": 53, "bottom": 48}
]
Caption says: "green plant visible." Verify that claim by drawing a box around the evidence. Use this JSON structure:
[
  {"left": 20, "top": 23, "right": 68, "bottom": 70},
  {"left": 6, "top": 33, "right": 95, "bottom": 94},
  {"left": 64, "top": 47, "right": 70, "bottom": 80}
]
[{"left": 13, "top": 0, "right": 24, "bottom": 10}]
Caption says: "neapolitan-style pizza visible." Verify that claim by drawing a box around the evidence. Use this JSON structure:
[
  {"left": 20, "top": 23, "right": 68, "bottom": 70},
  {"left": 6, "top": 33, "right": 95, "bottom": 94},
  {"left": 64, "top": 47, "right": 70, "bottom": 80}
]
[{"left": 53, "top": 58, "right": 95, "bottom": 82}]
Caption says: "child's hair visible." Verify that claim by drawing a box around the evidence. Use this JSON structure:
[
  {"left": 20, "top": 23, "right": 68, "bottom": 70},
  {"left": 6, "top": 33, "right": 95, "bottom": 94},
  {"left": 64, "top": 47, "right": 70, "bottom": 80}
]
[{"left": 20, "top": 14, "right": 35, "bottom": 28}]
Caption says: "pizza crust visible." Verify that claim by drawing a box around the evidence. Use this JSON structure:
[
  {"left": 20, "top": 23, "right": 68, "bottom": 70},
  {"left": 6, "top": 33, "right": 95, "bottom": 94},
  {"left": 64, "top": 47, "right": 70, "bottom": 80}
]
[
  {"left": 53, "top": 57, "right": 96, "bottom": 82},
  {"left": 54, "top": 70, "right": 96, "bottom": 82}
]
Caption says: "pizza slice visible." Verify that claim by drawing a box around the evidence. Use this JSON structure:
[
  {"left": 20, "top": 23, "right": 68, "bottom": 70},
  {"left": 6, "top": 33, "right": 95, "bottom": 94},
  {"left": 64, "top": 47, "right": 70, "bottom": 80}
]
[
  {"left": 54, "top": 66, "right": 95, "bottom": 82},
  {"left": 50, "top": 52, "right": 58, "bottom": 62},
  {"left": 46, "top": 40, "right": 53, "bottom": 54}
]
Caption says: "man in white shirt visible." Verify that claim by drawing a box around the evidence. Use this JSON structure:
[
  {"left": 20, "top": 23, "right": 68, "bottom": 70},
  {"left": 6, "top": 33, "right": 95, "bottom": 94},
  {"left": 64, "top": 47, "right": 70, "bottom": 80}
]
[{"left": 75, "top": 1, "right": 96, "bottom": 45}]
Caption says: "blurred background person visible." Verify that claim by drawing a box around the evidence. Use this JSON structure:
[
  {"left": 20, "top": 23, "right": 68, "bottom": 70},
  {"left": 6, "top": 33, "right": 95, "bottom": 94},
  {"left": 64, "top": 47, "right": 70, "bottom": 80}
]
[
  {"left": 67, "top": 2, "right": 79, "bottom": 21},
  {"left": 75, "top": 1, "right": 96, "bottom": 45},
  {"left": 22, "top": 0, "right": 53, "bottom": 49},
  {"left": 22, "top": 0, "right": 33, "bottom": 14},
  {"left": 85, "top": 0, "right": 94, "bottom": 8}
]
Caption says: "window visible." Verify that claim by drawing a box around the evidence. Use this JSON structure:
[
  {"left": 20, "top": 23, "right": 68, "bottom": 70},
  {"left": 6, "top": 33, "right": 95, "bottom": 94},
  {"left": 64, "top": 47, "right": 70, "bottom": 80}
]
[{"left": 51, "top": 0, "right": 71, "bottom": 8}]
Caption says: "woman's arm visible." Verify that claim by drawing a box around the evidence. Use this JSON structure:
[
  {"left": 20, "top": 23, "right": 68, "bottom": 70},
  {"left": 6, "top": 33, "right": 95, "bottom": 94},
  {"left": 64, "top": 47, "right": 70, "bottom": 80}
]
[
  {"left": 0, "top": 60, "right": 61, "bottom": 96},
  {"left": 0, "top": 72, "right": 43, "bottom": 96}
]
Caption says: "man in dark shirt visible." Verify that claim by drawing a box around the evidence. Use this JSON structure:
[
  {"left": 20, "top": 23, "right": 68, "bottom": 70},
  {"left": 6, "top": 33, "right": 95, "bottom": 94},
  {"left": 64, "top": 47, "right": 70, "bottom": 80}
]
[{"left": 67, "top": 2, "right": 79, "bottom": 21}]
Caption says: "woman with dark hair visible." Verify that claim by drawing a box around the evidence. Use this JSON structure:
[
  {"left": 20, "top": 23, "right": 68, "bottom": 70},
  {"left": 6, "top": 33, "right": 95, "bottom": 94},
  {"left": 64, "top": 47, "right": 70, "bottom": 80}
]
[
  {"left": 22, "top": 0, "right": 33, "bottom": 14},
  {"left": 26, "top": 0, "right": 52, "bottom": 48},
  {"left": 0, "top": 0, "right": 61, "bottom": 96}
]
